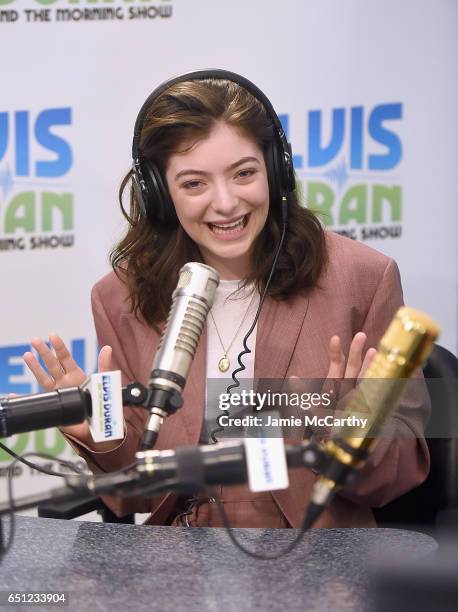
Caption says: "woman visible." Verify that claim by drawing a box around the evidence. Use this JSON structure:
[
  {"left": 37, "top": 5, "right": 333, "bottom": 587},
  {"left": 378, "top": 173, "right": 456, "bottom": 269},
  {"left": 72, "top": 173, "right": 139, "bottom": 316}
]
[{"left": 24, "top": 71, "right": 430, "bottom": 528}]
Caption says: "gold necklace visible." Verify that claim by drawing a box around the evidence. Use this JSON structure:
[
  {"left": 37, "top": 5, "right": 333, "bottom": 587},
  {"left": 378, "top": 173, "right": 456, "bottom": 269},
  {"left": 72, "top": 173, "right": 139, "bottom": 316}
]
[{"left": 210, "top": 290, "right": 257, "bottom": 373}]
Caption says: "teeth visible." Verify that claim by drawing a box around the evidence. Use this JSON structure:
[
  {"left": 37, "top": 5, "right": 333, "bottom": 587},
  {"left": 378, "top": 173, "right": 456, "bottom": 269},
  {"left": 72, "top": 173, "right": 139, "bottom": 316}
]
[
  {"left": 214, "top": 219, "right": 242, "bottom": 229},
  {"left": 210, "top": 216, "right": 246, "bottom": 232}
]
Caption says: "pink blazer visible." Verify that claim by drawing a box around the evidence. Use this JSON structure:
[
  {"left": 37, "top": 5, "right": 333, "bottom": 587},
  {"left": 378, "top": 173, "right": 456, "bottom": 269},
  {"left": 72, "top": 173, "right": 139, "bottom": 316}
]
[{"left": 73, "top": 232, "right": 430, "bottom": 528}]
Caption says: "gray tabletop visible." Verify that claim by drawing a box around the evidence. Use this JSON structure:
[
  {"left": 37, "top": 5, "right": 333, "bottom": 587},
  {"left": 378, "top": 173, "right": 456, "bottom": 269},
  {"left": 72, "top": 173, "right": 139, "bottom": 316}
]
[{"left": 0, "top": 516, "right": 437, "bottom": 612}]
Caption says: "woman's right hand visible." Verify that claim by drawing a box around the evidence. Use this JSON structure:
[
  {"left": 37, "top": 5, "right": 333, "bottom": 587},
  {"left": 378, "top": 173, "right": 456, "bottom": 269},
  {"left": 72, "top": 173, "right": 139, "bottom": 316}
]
[{"left": 23, "top": 333, "right": 115, "bottom": 449}]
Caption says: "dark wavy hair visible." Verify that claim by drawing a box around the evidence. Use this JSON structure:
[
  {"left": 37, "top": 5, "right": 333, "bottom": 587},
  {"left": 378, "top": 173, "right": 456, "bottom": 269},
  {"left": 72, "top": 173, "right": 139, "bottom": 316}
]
[{"left": 111, "top": 78, "right": 327, "bottom": 328}]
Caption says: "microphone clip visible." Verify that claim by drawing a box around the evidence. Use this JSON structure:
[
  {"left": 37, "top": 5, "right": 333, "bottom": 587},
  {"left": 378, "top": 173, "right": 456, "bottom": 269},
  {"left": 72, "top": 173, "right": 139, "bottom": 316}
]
[
  {"left": 122, "top": 381, "right": 184, "bottom": 451},
  {"left": 122, "top": 382, "right": 183, "bottom": 416},
  {"left": 122, "top": 382, "right": 150, "bottom": 407}
]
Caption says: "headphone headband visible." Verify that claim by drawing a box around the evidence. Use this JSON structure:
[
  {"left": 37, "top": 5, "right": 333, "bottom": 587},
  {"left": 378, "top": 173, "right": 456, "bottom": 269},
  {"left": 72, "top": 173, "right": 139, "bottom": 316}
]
[
  {"left": 131, "top": 68, "right": 295, "bottom": 224},
  {"left": 133, "top": 69, "right": 289, "bottom": 160}
]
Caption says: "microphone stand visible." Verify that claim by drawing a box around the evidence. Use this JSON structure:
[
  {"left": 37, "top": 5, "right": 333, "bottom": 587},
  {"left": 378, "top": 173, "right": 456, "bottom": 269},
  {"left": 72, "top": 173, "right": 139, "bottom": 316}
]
[{"left": 0, "top": 437, "right": 328, "bottom": 517}]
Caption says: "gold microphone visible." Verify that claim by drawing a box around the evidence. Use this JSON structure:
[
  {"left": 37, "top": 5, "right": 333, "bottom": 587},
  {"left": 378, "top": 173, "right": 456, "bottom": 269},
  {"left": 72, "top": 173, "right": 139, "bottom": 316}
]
[{"left": 304, "top": 307, "right": 440, "bottom": 528}]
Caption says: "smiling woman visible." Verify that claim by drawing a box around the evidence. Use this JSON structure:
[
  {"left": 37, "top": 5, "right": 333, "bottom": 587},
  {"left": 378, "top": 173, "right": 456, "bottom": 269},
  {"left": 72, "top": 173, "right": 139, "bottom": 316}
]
[
  {"left": 23, "top": 70, "right": 431, "bottom": 530},
  {"left": 165, "top": 122, "right": 269, "bottom": 279},
  {"left": 114, "top": 72, "right": 326, "bottom": 327}
]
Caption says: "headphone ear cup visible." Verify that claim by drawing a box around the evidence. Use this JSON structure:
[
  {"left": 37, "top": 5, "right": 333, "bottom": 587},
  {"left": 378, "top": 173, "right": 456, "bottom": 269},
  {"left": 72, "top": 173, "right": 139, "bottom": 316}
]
[
  {"left": 265, "top": 140, "right": 281, "bottom": 205},
  {"left": 140, "top": 162, "right": 178, "bottom": 225},
  {"left": 266, "top": 138, "right": 296, "bottom": 205},
  {"left": 131, "top": 160, "right": 151, "bottom": 218},
  {"left": 283, "top": 141, "right": 296, "bottom": 193}
]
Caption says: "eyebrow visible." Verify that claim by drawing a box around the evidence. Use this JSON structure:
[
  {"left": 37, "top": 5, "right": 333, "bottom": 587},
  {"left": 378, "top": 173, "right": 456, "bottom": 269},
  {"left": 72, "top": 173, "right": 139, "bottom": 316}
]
[{"left": 174, "top": 156, "right": 261, "bottom": 181}]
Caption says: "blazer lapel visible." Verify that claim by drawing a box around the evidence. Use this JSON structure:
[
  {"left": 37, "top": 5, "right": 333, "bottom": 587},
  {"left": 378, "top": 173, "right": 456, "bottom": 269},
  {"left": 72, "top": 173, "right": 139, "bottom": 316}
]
[
  {"left": 254, "top": 292, "right": 317, "bottom": 528},
  {"left": 164, "top": 290, "right": 311, "bottom": 448},
  {"left": 254, "top": 292, "right": 310, "bottom": 380},
  {"left": 180, "top": 325, "right": 207, "bottom": 443},
  {"left": 158, "top": 288, "right": 308, "bottom": 448},
  {"left": 160, "top": 291, "right": 311, "bottom": 449}
]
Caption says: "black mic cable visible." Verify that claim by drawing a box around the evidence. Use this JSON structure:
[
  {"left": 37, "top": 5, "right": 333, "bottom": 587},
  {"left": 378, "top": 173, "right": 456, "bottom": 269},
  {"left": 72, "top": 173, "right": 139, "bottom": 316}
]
[{"left": 210, "top": 196, "right": 288, "bottom": 442}]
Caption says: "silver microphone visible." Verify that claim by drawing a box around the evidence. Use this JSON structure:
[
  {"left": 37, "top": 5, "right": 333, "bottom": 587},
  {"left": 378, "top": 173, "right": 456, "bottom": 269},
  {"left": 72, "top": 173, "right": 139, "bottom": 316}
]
[{"left": 140, "top": 262, "right": 220, "bottom": 450}]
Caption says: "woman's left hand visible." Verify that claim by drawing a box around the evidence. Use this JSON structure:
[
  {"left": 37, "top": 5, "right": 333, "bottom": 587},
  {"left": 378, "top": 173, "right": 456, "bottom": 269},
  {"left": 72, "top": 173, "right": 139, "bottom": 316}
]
[{"left": 326, "top": 332, "right": 376, "bottom": 381}]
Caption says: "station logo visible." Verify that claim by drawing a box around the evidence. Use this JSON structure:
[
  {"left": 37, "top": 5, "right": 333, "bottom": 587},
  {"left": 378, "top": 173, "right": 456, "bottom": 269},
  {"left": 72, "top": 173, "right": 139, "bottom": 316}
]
[
  {"left": 0, "top": 0, "right": 173, "bottom": 24},
  {"left": 281, "top": 103, "right": 403, "bottom": 241},
  {"left": 0, "top": 107, "right": 75, "bottom": 251}
]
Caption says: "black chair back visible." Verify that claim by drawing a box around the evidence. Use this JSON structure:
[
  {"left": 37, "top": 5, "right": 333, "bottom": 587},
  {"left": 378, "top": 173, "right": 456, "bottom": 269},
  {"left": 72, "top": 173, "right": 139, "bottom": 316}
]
[{"left": 373, "top": 344, "right": 458, "bottom": 530}]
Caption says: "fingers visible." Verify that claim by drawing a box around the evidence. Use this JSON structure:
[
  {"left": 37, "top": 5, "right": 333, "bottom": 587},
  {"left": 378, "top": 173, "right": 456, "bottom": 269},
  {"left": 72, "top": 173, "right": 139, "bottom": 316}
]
[
  {"left": 23, "top": 335, "right": 84, "bottom": 390},
  {"left": 286, "top": 375, "right": 302, "bottom": 394},
  {"left": 30, "top": 336, "right": 64, "bottom": 382},
  {"left": 98, "top": 345, "right": 113, "bottom": 372},
  {"left": 326, "top": 332, "right": 376, "bottom": 382},
  {"left": 344, "top": 332, "right": 367, "bottom": 379},
  {"left": 23, "top": 348, "right": 56, "bottom": 390},
  {"left": 326, "top": 335, "right": 346, "bottom": 379},
  {"left": 49, "top": 333, "right": 78, "bottom": 374},
  {"left": 360, "top": 347, "right": 376, "bottom": 378}
]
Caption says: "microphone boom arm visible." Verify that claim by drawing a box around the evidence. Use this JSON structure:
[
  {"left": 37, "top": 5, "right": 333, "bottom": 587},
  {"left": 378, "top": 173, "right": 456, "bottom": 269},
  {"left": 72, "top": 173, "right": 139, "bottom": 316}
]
[{"left": 0, "top": 437, "right": 328, "bottom": 516}]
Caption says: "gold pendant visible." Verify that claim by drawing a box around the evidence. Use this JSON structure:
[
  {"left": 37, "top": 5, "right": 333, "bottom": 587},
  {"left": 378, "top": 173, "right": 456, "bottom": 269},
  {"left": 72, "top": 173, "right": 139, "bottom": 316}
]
[{"left": 218, "top": 356, "right": 230, "bottom": 373}]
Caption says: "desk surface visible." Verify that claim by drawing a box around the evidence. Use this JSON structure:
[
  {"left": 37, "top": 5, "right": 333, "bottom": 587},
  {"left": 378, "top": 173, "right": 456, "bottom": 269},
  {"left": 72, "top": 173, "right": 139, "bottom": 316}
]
[{"left": 0, "top": 516, "right": 437, "bottom": 612}]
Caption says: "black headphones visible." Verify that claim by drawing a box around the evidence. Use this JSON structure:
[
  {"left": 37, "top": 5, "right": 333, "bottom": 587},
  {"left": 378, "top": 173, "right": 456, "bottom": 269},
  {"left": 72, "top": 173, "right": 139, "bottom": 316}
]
[{"left": 131, "top": 69, "right": 296, "bottom": 226}]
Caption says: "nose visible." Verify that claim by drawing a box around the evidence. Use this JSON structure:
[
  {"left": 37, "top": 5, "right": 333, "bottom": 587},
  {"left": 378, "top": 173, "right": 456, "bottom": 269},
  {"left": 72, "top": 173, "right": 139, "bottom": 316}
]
[{"left": 210, "top": 180, "right": 239, "bottom": 217}]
